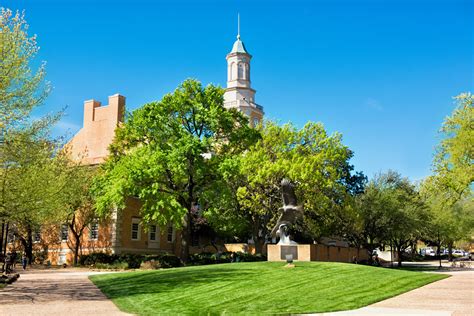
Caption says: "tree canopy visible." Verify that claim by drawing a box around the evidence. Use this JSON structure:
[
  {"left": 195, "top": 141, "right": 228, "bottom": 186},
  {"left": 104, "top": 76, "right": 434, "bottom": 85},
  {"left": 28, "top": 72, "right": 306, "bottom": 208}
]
[
  {"left": 205, "top": 120, "right": 365, "bottom": 252},
  {"left": 93, "top": 79, "right": 259, "bottom": 261}
]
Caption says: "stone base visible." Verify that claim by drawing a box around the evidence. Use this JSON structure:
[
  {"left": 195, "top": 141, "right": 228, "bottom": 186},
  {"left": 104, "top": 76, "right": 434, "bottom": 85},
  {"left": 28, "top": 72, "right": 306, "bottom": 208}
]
[
  {"left": 267, "top": 244, "right": 312, "bottom": 262},
  {"left": 267, "top": 243, "right": 370, "bottom": 263}
]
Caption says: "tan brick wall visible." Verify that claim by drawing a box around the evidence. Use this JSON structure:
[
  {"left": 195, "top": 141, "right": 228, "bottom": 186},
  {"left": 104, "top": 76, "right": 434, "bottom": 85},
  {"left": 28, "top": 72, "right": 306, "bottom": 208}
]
[{"left": 267, "top": 244, "right": 369, "bottom": 263}]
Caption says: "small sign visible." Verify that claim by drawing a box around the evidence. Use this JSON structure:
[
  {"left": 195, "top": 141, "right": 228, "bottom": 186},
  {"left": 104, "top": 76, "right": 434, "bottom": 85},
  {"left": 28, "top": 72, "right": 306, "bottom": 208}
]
[{"left": 281, "top": 245, "right": 298, "bottom": 260}]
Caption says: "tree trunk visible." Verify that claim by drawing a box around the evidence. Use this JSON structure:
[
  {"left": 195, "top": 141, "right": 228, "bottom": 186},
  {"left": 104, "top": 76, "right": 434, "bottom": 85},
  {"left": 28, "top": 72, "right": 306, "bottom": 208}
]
[
  {"left": 26, "top": 227, "right": 33, "bottom": 265},
  {"left": 366, "top": 237, "right": 375, "bottom": 264},
  {"left": 3, "top": 222, "right": 9, "bottom": 255},
  {"left": 19, "top": 231, "right": 33, "bottom": 267},
  {"left": 180, "top": 211, "right": 191, "bottom": 263},
  {"left": 74, "top": 236, "right": 80, "bottom": 265},
  {"left": 251, "top": 222, "right": 264, "bottom": 254},
  {"left": 68, "top": 219, "right": 82, "bottom": 266},
  {"left": 448, "top": 241, "right": 453, "bottom": 262},
  {"left": 254, "top": 237, "right": 264, "bottom": 255},
  {"left": 390, "top": 242, "right": 393, "bottom": 268},
  {"left": 397, "top": 247, "right": 403, "bottom": 267},
  {"left": 411, "top": 240, "right": 417, "bottom": 261},
  {"left": 437, "top": 233, "right": 442, "bottom": 269},
  {"left": 0, "top": 221, "right": 4, "bottom": 256}
]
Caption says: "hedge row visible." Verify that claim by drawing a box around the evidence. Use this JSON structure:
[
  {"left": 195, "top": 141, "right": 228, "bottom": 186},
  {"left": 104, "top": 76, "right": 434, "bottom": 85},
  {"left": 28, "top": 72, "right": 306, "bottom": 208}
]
[
  {"left": 79, "top": 251, "right": 266, "bottom": 269},
  {"left": 79, "top": 253, "right": 182, "bottom": 269},
  {"left": 189, "top": 251, "right": 266, "bottom": 265}
]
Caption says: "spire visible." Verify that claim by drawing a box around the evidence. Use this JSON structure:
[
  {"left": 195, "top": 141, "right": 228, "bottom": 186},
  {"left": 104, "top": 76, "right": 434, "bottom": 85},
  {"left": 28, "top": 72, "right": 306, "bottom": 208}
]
[
  {"left": 230, "top": 13, "right": 248, "bottom": 54},
  {"left": 237, "top": 13, "right": 240, "bottom": 39}
]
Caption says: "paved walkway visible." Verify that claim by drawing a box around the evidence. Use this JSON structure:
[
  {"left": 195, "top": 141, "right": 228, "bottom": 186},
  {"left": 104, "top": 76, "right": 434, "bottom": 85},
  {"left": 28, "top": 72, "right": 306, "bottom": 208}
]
[
  {"left": 0, "top": 269, "right": 129, "bottom": 316},
  {"left": 314, "top": 269, "right": 473, "bottom": 316}
]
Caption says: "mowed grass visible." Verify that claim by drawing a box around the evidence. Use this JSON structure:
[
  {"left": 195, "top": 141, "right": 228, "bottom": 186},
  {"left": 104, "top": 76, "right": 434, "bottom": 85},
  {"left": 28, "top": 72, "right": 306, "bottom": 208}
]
[{"left": 90, "top": 261, "right": 447, "bottom": 315}]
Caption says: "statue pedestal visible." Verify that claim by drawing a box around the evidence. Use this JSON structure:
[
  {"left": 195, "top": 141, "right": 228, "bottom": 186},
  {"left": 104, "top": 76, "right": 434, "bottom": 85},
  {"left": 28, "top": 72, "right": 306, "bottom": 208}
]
[{"left": 267, "top": 244, "right": 313, "bottom": 262}]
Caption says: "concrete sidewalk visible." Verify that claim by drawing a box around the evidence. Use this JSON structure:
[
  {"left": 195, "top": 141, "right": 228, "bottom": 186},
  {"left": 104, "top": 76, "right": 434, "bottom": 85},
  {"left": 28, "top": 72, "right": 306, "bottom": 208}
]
[
  {"left": 313, "top": 270, "right": 473, "bottom": 316},
  {"left": 0, "top": 269, "right": 129, "bottom": 316}
]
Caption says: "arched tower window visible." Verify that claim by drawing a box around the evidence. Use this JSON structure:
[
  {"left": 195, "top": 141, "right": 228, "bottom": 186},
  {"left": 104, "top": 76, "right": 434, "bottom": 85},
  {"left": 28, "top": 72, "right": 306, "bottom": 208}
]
[
  {"left": 229, "top": 62, "right": 235, "bottom": 81},
  {"left": 242, "top": 63, "right": 248, "bottom": 80},
  {"left": 238, "top": 63, "right": 244, "bottom": 79}
]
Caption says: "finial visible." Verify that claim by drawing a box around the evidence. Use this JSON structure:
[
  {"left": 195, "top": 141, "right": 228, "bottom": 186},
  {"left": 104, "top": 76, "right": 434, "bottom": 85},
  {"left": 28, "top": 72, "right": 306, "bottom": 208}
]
[{"left": 237, "top": 13, "right": 240, "bottom": 39}]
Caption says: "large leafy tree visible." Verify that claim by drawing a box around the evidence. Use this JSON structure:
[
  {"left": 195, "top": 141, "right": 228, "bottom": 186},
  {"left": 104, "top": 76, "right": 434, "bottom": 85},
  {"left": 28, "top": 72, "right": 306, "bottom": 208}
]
[
  {"left": 350, "top": 171, "right": 428, "bottom": 266},
  {"left": 57, "top": 161, "right": 98, "bottom": 265},
  {"left": 382, "top": 173, "right": 428, "bottom": 267},
  {"left": 420, "top": 92, "right": 473, "bottom": 262},
  {"left": 206, "top": 121, "right": 361, "bottom": 253},
  {"left": 93, "top": 79, "right": 258, "bottom": 261},
  {"left": 0, "top": 8, "right": 50, "bottom": 132},
  {"left": 421, "top": 177, "right": 473, "bottom": 262},
  {"left": 0, "top": 7, "right": 55, "bottom": 257},
  {"left": 432, "top": 92, "right": 473, "bottom": 203},
  {"left": 1, "top": 130, "right": 69, "bottom": 262}
]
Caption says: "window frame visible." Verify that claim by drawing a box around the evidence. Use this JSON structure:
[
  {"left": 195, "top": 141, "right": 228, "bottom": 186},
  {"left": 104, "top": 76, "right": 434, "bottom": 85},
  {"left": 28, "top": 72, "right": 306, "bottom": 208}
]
[
  {"left": 89, "top": 219, "right": 99, "bottom": 241},
  {"left": 166, "top": 225, "right": 175, "bottom": 243},
  {"left": 131, "top": 218, "right": 141, "bottom": 241},
  {"left": 149, "top": 224, "right": 157, "bottom": 241}
]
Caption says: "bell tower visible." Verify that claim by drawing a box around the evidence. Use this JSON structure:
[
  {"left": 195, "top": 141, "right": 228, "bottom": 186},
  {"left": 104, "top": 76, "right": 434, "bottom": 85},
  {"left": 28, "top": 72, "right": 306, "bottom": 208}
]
[{"left": 223, "top": 15, "right": 264, "bottom": 126}]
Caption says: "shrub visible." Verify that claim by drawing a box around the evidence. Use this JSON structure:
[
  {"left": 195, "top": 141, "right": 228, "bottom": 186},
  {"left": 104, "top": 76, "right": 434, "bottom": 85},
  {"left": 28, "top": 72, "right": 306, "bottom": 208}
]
[
  {"left": 79, "top": 252, "right": 119, "bottom": 266},
  {"left": 234, "top": 252, "right": 266, "bottom": 262},
  {"left": 189, "top": 251, "right": 266, "bottom": 265},
  {"left": 156, "top": 254, "right": 182, "bottom": 268},
  {"left": 119, "top": 254, "right": 144, "bottom": 269},
  {"left": 94, "top": 262, "right": 128, "bottom": 270},
  {"left": 79, "top": 252, "right": 181, "bottom": 269},
  {"left": 142, "top": 254, "right": 182, "bottom": 268}
]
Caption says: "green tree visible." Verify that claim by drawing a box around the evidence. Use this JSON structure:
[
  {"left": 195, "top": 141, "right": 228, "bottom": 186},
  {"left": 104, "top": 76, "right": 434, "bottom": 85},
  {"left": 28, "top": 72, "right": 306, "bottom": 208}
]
[
  {"left": 0, "top": 7, "right": 53, "bottom": 257},
  {"left": 207, "top": 121, "right": 359, "bottom": 253},
  {"left": 433, "top": 92, "right": 473, "bottom": 203},
  {"left": 1, "top": 130, "right": 67, "bottom": 262},
  {"left": 420, "top": 92, "right": 473, "bottom": 264},
  {"left": 0, "top": 8, "right": 50, "bottom": 132},
  {"left": 420, "top": 177, "right": 473, "bottom": 263},
  {"left": 93, "top": 79, "right": 258, "bottom": 261},
  {"left": 56, "top": 160, "right": 98, "bottom": 265},
  {"left": 352, "top": 171, "right": 428, "bottom": 266}
]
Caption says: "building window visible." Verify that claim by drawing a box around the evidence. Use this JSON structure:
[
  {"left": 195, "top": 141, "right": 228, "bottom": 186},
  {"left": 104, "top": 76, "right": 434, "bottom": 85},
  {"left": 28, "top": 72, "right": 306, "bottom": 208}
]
[
  {"left": 232, "top": 62, "right": 238, "bottom": 80},
  {"left": 89, "top": 219, "right": 99, "bottom": 240},
  {"left": 167, "top": 225, "right": 174, "bottom": 243},
  {"left": 253, "top": 117, "right": 260, "bottom": 127},
  {"left": 60, "top": 224, "right": 68, "bottom": 242},
  {"left": 131, "top": 218, "right": 140, "bottom": 241},
  {"left": 238, "top": 63, "right": 244, "bottom": 79},
  {"left": 149, "top": 225, "right": 157, "bottom": 241}
]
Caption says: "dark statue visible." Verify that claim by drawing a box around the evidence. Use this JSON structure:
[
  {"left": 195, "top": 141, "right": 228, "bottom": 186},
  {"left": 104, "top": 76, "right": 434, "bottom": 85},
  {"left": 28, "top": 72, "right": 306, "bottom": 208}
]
[{"left": 271, "top": 179, "right": 303, "bottom": 245}]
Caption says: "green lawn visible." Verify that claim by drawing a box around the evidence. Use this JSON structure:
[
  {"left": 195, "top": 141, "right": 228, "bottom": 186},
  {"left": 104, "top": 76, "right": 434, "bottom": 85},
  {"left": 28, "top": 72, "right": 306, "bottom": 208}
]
[{"left": 90, "top": 261, "right": 447, "bottom": 315}]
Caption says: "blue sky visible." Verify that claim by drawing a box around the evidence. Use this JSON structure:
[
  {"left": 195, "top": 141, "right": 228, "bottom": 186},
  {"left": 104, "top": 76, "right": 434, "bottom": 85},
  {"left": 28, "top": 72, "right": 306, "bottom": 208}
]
[{"left": 4, "top": 0, "right": 473, "bottom": 181}]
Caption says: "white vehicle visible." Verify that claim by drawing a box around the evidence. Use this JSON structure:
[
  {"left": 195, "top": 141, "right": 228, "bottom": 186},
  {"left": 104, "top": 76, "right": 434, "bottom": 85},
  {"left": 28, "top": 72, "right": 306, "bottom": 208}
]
[
  {"left": 452, "top": 249, "right": 466, "bottom": 256},
  {"left": 423, "top": 248, "right": 436, "bottom": 256}
]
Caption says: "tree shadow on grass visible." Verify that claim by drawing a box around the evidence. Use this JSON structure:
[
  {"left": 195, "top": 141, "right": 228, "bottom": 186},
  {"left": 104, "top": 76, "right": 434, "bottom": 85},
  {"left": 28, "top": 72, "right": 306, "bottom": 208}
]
[{"left": 91, "top": 266, "right": 257, "bottom": 300}]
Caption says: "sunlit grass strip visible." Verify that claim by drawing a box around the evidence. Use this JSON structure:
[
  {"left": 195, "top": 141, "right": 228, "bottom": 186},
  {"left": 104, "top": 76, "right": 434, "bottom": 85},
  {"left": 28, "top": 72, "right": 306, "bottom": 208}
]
[{"left": 90, "top": 261, "right": 447, "bottom": 315}]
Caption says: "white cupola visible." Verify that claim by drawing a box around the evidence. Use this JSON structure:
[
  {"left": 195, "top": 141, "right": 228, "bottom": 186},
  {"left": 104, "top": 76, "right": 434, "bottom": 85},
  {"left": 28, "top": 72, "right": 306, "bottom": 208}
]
[{"left": 223, "top": 15, "right": 264, "bottom": 127}]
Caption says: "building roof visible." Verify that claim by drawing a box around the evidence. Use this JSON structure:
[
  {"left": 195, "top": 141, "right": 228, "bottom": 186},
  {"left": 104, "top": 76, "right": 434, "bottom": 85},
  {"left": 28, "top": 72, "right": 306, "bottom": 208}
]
[{"left": 231, "top": 35, "right": 249, "bottom": 54}]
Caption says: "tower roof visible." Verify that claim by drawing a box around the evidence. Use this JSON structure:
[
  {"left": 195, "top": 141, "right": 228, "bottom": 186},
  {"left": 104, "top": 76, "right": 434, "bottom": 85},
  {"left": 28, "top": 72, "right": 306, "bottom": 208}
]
[{"left": 231, "top": 36, "right": 249, "bottom": 54}]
